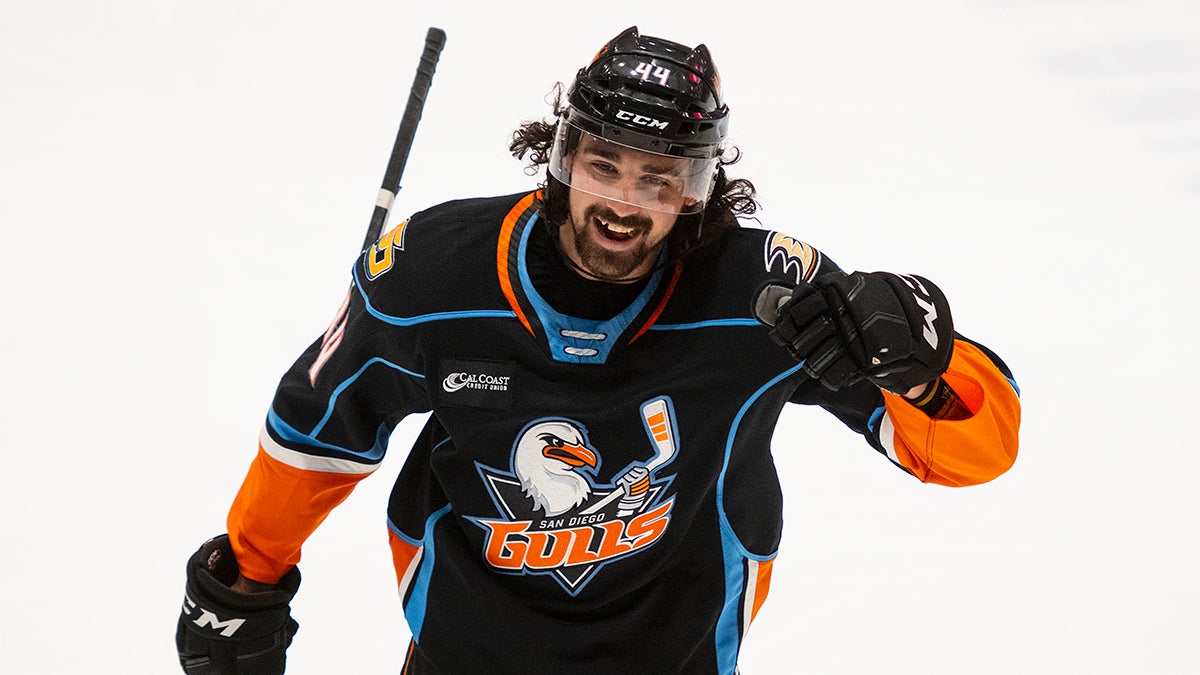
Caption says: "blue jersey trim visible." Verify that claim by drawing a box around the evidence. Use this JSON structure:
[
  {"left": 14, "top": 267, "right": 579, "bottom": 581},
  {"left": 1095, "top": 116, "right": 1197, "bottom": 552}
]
[
  {"left": 716, "top": 534, "right": 747, "bottom": 675},
  {"left": 267, "top": 408, "right": 388, "bottom": 463},
  {"left": 266, "top": 357, "right": 422, "bottom": 462},
  {"left": 311, "top": 357, "right": 423, "bottom": 436},
  {"left": 396, "top": 502, "right": 453, "bottom": 642},
  {"left": 387, "top": 519, "right": 422, "bottom": 548},
  {"left": 650, "top": 318, "right": 761, "bottom": 330},
  {"left": 515, "top": 212, "right": 664, "bottom": 364},
  {"left": 867, "top": 405, "right": 886, "bottom": 434},
  {"left": 713, "top": 360, "right": 806, "bottom": 672},
  {"left": 352, "top": 264, "right": 516, "bottom": 325},
  {"left": 717, "top": 360, "right": 806, "bottom": 557}
]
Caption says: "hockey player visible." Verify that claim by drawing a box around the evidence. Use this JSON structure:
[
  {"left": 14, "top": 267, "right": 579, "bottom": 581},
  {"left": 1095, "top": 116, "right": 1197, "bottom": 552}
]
[{"left": 176, "top": 26, "right": 1021, "bottom": 674}]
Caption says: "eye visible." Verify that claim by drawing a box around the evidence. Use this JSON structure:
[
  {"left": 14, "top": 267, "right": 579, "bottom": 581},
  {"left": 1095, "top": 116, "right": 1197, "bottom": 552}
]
[
  {"left": 537, "top": 433, "right": 565, "bottom": 446},
  {"left": 586, "top": 160, "right": 619, "bottom": 179}
]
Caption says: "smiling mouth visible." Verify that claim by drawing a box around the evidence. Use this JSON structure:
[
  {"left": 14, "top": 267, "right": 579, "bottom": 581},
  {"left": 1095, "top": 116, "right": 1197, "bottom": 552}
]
[{"left": 597, "top": 216, "right": 639, "bottom": 242}]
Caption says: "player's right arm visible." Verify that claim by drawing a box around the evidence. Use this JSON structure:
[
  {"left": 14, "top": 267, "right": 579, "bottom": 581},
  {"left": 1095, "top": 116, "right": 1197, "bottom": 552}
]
[
  {"left": 178, "top": 220, "right": 432, "bottom": 673},
  {"left": 229, "top": 222, "right": 433, "bottom": 583}
]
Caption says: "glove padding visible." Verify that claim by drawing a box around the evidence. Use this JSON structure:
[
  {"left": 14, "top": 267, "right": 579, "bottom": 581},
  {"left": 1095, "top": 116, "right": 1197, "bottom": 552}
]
[
  {"left": 176, "top": 535, "right": 301, "bottom": 675},
  {"left": 755, "top": 270, "right": 954, "bottom": 393}
]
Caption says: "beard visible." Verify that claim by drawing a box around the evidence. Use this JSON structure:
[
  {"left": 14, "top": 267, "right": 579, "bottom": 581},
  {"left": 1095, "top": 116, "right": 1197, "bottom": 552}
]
[{"left": 564, "top": 203, "right": 661, "bottom": 282}]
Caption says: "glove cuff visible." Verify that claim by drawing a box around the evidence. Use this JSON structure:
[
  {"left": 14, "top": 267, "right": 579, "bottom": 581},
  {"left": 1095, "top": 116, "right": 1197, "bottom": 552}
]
[
  {"left": 182, "top": 535, "right": 300, "bottom": 642},
  {"left": 906, "top": 377, "right": 971, "bottom": 420}
]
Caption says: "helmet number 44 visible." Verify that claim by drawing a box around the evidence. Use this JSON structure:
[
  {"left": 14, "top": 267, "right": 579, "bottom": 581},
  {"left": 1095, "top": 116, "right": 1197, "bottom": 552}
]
[{"left": 633, "top": 61, "right": 671, "bottom": 86}]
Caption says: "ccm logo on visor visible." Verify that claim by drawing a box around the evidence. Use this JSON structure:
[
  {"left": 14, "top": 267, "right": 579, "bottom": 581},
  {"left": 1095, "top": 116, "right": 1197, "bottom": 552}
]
[{"left": 616, "top": 109, "right": 668, "bottom": 130}]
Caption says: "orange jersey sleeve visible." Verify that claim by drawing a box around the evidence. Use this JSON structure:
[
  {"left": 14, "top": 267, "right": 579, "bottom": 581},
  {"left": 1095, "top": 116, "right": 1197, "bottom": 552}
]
[
  {"left": 227, "top": 435, "right": 376, "bottom": 584},
  {"left": 877, "top": 339, "right": 1021, "bottom": 487}
]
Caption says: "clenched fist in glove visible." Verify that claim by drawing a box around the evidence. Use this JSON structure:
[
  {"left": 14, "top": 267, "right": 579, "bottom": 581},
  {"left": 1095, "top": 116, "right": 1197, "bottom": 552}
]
[
  {"left": 176, "top": 535, "right": 301, "bottom": 675},
  {"left": 755, "top": 271, "right": 954, "bottom": 394}
]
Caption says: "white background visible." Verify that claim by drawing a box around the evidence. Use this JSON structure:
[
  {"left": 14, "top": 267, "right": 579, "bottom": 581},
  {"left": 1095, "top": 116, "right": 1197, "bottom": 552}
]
[{"left": 3, "top": 1, "right": 1198, "bottom": 673}]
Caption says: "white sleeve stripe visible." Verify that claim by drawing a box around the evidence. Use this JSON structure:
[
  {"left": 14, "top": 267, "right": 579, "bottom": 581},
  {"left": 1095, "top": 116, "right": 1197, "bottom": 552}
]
[
  {"left": 742, "top": 559, "right": 759, "bottom": 637},
  {"left": 396, "top": 548, "right": 424, "bottom": 600},
  {"left": 878, "top": 411, "right": 900, "bottom": 465},
  {"left": 259, "top": 426, "right": 378, "bottom": 475}
]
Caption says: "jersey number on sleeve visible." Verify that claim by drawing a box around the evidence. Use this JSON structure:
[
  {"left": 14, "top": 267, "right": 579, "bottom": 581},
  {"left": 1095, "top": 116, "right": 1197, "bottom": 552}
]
[
  {"left": 366, "top": 220, "right": 409, "bottom": 280},
  {"left": 307, "top": 288, "right": 352, "bottom": 385}
]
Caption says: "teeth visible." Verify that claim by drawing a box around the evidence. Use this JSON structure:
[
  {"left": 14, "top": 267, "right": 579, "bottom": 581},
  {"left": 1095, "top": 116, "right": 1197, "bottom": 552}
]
[{"left": 601, "top": 220, "right": 634, "bottom": 235}]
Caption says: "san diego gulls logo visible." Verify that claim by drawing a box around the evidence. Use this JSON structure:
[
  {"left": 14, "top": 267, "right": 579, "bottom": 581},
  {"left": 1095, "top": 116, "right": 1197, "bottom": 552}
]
[{"left": 467, "top": 397, "right": 679, "bottom": 595}]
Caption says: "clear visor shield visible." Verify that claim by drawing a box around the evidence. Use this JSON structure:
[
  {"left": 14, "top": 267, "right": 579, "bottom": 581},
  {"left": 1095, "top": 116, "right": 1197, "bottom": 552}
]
[{"left": 548, "top": 121, "right": 718, "bottom": 215}]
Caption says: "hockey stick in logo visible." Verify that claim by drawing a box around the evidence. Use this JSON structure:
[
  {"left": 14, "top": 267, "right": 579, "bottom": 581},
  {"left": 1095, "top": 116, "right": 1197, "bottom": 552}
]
[
  {"left": 360, "top": 27, "right": 447, "bottom": 253},
  {"left": 580, "top": 397, "right": 678, "bottom": 516}
]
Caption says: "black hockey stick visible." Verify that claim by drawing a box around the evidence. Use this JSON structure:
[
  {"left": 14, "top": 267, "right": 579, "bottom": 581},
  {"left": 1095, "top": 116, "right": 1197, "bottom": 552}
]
[{"left": 361, "top": 26, "right": 447, "bottom": 252}]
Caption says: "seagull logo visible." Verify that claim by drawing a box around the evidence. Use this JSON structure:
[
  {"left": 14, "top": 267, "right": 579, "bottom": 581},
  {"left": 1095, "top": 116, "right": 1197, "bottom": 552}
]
[
  {"left": 513, "top": 421, "right": 599, "bottom": 517},
  {"left": 468, "top": 401, "right": 680, "bottom": 595}
]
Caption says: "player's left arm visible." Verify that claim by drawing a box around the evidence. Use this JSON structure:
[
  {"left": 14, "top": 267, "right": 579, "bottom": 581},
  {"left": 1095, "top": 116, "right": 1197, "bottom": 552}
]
[{"left": 759, "top": 270, "right": 1020, "bottom": 486}]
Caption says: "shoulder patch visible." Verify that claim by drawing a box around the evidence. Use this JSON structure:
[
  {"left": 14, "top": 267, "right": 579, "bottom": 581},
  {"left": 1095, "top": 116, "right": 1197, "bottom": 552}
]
[{"left": 764, "top": 232, "right": 820, "bottom": 283}]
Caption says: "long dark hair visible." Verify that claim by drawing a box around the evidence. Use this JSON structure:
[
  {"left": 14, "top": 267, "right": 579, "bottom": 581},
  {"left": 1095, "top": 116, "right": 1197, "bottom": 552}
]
[{"left": 509, "top": 85, "right": 759, "bottom": 263}]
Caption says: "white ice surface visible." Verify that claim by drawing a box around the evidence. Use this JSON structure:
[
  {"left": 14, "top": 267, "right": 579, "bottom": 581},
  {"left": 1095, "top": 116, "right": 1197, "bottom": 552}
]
[{"left": 2, "top": 2, "right": 1198, "bottom": 673}]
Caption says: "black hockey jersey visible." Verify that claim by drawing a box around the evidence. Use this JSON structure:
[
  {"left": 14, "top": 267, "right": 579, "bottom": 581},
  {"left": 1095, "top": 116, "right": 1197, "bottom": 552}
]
[{"left": 226, "top": 191, "right": 1021, "bottom": 673}]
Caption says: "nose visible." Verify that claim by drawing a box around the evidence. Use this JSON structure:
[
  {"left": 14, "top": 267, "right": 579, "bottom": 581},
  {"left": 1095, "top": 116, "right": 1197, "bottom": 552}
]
[{"left": 603, "top": 195, "right": 643, "bottom": 218}]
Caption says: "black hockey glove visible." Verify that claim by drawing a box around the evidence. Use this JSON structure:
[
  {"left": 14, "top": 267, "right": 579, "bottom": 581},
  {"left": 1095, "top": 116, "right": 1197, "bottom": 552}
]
[
  {"left": 176, "top": 535, "right": 301, "bottom": 675},
  {"left": 755, "top": 271, "right": 954, "bottom": 393}
]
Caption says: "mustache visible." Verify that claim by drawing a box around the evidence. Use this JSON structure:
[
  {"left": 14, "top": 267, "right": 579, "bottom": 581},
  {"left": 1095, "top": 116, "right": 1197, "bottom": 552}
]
[{"left": 584, "top": 204, "right": 654, "bottom": 232}]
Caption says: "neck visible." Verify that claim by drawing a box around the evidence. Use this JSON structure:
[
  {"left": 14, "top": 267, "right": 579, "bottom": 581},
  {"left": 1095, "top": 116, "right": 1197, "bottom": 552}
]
[{"left": 528, "top": 220, "right": 651, "bottom": 321}]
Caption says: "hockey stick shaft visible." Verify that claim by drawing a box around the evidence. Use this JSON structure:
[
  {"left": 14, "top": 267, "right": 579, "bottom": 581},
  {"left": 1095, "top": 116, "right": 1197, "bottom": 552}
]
[{"left": 362, "top": 26, "right": 447, "bottom": 252}]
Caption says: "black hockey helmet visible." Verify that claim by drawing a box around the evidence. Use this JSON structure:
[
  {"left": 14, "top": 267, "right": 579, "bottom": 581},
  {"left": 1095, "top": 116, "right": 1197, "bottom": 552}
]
[
  {"left": 548, "top": 27, "right": 729, "bottom": 215},
  {"left": 569, "top": 26, "right": 728, "bottom": 158}
]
